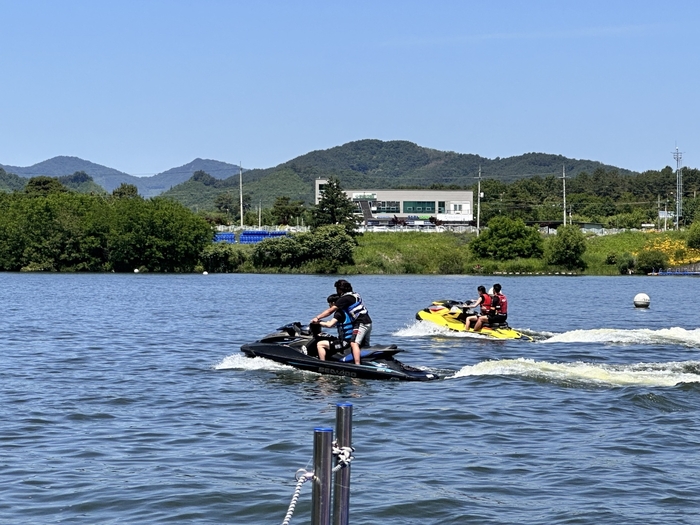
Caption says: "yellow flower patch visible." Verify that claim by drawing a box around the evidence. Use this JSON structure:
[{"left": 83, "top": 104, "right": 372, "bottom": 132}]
[{"left": 640, "top": 237, "right": 700, "bottom": 266}]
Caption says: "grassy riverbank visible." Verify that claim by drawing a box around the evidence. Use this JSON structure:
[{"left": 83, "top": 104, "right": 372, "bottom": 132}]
[{"left": 334, "top": 230, "right": 699, "bottom": 275}]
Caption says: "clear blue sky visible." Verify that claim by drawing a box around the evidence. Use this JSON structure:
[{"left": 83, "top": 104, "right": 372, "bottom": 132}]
[{"left": 1, "top": 0, "right": 698, "bottom": 175}]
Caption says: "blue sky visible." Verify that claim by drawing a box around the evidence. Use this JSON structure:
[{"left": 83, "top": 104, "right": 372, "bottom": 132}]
[{"left": 1, "top": 0, "right": 698, "bottom": 175}]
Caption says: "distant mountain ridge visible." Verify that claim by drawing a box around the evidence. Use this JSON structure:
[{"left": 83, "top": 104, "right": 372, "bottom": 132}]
[
  {"left": 160, "top": 139, "right": 637, "bottom": 209},
  {"left": 2, "top": 140, "right": 638, "bottom": 206},
  {"left": 1, "top": 156, "right": 242, "bottom": 198}
]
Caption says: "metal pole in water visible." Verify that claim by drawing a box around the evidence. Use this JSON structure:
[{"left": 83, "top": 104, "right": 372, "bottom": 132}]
[
  {"left": 312, "top": 427, "right": 333, "bottom": 525},
  {"left": 333, "top": 403, "right": 353, "bottom": 525}
]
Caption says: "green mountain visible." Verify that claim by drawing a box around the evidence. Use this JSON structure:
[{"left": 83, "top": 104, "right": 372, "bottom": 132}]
[
  {"left": 0, "top": 168, "right": 27, "bottom": 192},
  {"left": 161, "top": 139, "right": 637, "bottom": 211},
  {"left": 0, "top": 156, "right": 241, "bottom": 197},
  {"left": 0, "top": 168, "right": 106, "bottom": 194}
]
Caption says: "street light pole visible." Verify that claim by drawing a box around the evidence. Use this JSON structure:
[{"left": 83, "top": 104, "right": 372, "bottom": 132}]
[
  {"left": 475, "top": 165, "right": 482, "bottom": 236},
  {"left": 561, "top": 164, "right": 567, "bottom": 226},
  {"left": 239, "top": 162, "right": 244, "bottom": 228}
]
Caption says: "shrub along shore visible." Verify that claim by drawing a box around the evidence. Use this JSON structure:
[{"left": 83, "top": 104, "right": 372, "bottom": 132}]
[
  {"left": 201, "top": 229, "right": 699, "bottom": 276},
  {"left": 3, "top": 178, "right": 698, "bottom": 274}
]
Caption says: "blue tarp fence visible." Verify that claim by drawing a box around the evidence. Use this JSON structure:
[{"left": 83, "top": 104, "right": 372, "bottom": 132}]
[{"left": 214, "top": 231, "right": 288, "bottom": 244}]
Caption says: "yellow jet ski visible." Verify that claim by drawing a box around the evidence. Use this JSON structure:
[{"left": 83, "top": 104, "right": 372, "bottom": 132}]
[{"left": 415, "top": 299, "right": 530, "bottom": 340}]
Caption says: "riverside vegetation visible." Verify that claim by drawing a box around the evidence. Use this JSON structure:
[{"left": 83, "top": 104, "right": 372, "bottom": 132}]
[{"left": 3, "top": 175, "right": 700, "bottom": 275}]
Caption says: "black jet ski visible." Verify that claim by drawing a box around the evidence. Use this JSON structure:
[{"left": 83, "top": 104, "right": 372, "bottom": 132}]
[{"left": 241, "top": 322, "right": 439, "bottom": 381}]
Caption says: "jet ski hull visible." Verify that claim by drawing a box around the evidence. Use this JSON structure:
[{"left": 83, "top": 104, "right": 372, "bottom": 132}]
[
  {"left": 416, "top": 299, "right": 528, "bottom": 340},
  {"left": 241, "top": 323, "right": 439, "bottom": 381}
]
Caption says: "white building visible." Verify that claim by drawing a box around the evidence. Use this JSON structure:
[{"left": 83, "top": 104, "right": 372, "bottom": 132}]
[{"left": 314, "top": 179, "right": 473, "bottom": 225}]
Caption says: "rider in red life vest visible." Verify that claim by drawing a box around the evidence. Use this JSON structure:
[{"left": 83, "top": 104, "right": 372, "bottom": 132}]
[
  {"left": 478, "top": 283, "right": 508, "bottom": 331},
  {"left": 465, "top": 285, "right": 491, "bottom": 330}
]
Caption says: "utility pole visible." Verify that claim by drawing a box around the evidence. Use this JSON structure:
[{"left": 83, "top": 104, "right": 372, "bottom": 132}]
[
  {"left": 239, "top": 162, "right": 244, "bottom": 228},
  {"left": 561, "top": 164, "right": 567, "bottom": 226},
  {"left": 673, "top": 147, "right": 683, "bottom": 230},
  {"left": 475, "top": 165, "right": 482, "bottom": 236}
]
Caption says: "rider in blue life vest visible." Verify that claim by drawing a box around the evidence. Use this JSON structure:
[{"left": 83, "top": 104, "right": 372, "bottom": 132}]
[
  {"left": 315, "top": 294, "right": 353, "bottom": 361},
  {"left": 311, "top": 279, "right": 372, "bottom": 365}
]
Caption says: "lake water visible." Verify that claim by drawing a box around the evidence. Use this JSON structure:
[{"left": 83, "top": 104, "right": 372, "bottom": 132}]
[{"left": 1, "top": 272, "right": 699, "bottom": 524}]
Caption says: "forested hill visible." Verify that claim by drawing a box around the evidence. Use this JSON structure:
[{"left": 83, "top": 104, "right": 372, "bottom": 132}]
[
  {"left": 1, "top": 156, "right": 140, "bottom": 193},
  {"left": 0, "top": 157, "right": 242, "bottom": 197},
  {"left": 267, "top": 139, "right": 635, "bottom": 186},
  {"left": 3, "top": 140, "right": 638, "bottom": 207},
  {"left": 234, "top": 139, "right": 636, "bottom": 193},
  {"left": 162, "top": 139, "right": 638, "bottom": 209}
]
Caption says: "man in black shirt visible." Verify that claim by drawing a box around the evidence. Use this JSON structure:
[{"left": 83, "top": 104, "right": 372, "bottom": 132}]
[{"left": 311, "top": 279, "right": 372, "bottom": 365}]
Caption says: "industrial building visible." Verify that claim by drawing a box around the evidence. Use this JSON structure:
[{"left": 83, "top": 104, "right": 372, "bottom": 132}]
[{"left": 314, "top": 179, "right": 474, "bottom": 226}]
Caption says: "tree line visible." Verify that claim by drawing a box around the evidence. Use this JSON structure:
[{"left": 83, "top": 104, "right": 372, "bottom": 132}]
[
  {"left": 0, "top": 177, "right": 213, "bottom": 272},
  {"left": 0, "top": 175, "right": 360, "bottom": 274}
]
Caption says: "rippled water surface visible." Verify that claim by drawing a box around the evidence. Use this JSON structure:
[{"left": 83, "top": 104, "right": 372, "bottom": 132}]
[{"left": 2, "top": 273, "right": 700, "bottom": 524}]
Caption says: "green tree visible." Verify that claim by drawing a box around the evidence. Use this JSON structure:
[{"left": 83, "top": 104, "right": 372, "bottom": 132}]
[
  {"left": 271, "top": 196, "right": 305, "bottom": 226},
  {"left": 545, "top": 225, "right": 587, "bottom": 269},
  {"left": 251, "top": 235, "right": 308, "bottom": 268},
  {"left": 192, "top": 170, "right": 218, "bottom": 186},
  {"left": 0, "top": 192, "right": 110, "bottom": 271},
  {"left": 310, "top": 177, "right": 359, "bottom": 236},
  {"left": 24, "top": 176, "right": 68, "bottom": 196},
  {"left": 306, "top": 225, "right": 355, "bottom": 271},
  {"left": 470, "top": 216, "right": 544, "bottom": 260},
  {"left": 214, "top": 191, "right": 236, "bottom": 220},
  {"left": 635, "top": 249, "right": 668, "bottom": 274},
  {"left": 199, "top": 243, "right": 248, "bottom": 273},
  {"left": 250, "top": 225, "right": 355, "bottom": 271},
  {"left": 687, "top": 221, "right": 700, "bottom": 249},
  {"left": 107, "top": 197, "right": 213, "bottom": 272},
  {"left": 112, "top": 183, "right": 140, "bottom": 198}
]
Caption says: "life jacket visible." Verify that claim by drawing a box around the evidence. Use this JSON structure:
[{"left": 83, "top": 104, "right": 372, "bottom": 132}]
[
  {"left": 343, "top": 292, "right": 368, "bottom": 321},
  {"left": 479, "top": 292, "right": 492, "bottom": 314},
  {"left": 336, "top": 310, "right": 354, "bottom": 341},
  {"left": 495, "top": 293, "right": 508, "bottom": 314}
]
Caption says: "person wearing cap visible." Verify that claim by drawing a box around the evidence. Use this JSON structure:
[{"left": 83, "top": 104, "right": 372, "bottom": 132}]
[{"left": 314, "top": 294, "right": 353, "bottom": 361}]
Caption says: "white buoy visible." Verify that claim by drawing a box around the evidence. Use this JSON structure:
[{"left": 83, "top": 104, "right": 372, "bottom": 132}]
[
  {"left": 203, "top": 271, "right": 208, "bottom": 275},
  {"left": 134, "top": 268, "right": 139, "bottom": 273},
  {"left": 633, "top": 293, "right": 650, "bottom": 308}
]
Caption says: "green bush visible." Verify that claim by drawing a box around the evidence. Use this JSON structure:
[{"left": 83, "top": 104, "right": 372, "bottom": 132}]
[
  {"left": 470, "top": 217, "right": 544, "bottom": 260},
  {"left": 199, "top": 243, "right": 248, "bottom": 273},
  {"left": 251, "top": 235, "right": 308, "bottom": 268},
  {"left": 437, "top": 251, "right": 464, "bottom": 274},
  {"left": 617, "top": 253, "right": 635, "bottom": 274},
  {"left": 251, "top": 225, "right": 355, "bottom": 271},
  {"left": 635, "top": 249, "right": 668, "bottom": 274},
  {"left": 544, "top": 225, "right": 587, "bottom": 270},
  {"left": 687, "top": 222, "right": 700, "bottom": 249}
]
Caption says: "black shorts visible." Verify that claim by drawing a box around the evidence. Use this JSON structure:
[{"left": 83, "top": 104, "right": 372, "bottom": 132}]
[{"left": 488, "top": 314, "right": 508, "bottom": 326}]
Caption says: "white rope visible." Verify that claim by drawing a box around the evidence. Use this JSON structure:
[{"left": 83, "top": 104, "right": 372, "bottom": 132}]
[
  {"left": 280, "top": 445, "right": 354, "bottom": 524},
  {"left": 281, "top": 469, "right": 314, "bottom": 525},
  {"left": 332, "top": 444, "right": 354, "bottom": 473}
]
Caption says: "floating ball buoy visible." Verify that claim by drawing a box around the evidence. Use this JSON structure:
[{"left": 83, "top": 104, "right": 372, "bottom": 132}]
[
  {"left": 203, "top": 271, "right": 208, "bottom": 275},
  {"left": 633, "top": 293, "right": 650, "bottom": 308},
  {"left": 134, "top": 268, "right": 139, "bottom": 273}
]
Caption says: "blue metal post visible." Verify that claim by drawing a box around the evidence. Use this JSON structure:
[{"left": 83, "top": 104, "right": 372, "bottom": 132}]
[
  {"left": 312, "top": 427, "right": 333, "bottom": 525},
  {"left": 333, "top": 403, "right": 353, "bottom": 525}
]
